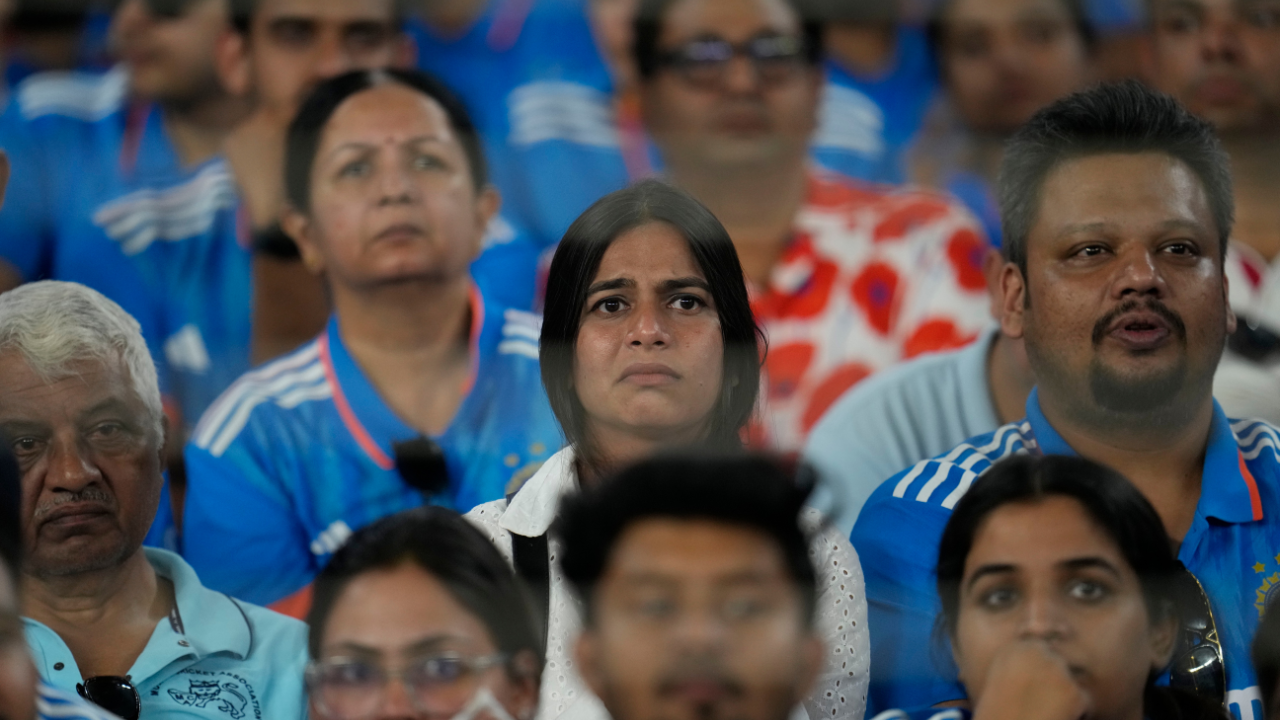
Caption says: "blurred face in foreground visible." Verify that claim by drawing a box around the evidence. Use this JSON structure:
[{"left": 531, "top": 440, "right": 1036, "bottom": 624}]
[
  {"left": 1145, "top": 0, "right": 1280, "bottom": 133},
  {"left": 952, "top": 496, "right": 1176, "bottom": 720},
  {"left": 310, "top": 562, "right": 538, "bottom": 720},
  {"left": 285, "top": 83, "right": 498, "bottom": 292},
  {"left": 938, "top": 0, "right": 1093, "bottom": 135},
  {"left": 1001, "top": 152, "right": 1233, "bottom": 418},
  {"left": 640, "top": 0, "right": 822, "bottom": 172},
  {"left": 575, "top": 519, "right": 821, "bottom": 720}
]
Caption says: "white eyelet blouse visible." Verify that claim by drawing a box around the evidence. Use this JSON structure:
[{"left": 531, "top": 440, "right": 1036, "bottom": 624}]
[{"left": 465, "top": 446, "right": 871, "bottom": 720}]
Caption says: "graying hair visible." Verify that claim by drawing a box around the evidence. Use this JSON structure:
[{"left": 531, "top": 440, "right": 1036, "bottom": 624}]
[{"left": 0, "top": 281, "right": 164, "bottom": 439}]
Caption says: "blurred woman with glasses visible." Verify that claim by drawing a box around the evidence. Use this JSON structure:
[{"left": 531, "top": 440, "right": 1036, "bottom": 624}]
[
  {"left": 467, "top": 180, "right": 871, "bottom": 720},
  {"left": 874, "top": 454, "right": 1229, "bottom": 720},
  {"left": 306, "top": 506, "right": 541, "bottom": 720}
]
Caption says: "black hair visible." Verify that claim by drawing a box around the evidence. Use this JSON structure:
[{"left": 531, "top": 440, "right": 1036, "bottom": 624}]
[
  {"left": 936, "top": 454, "right": 1231, "bottom": 720},
  {"left": 540, "top": 180, "right": 765, "bottom": 463},
  {"left": 1254, "top": 605, "right": 1280, "bottom": 719},
  {"left": 926, "top": 0, "right": 1097, "bottom": 73},
  {"left": 557, "top": 452, "right": 819, "bottom": 625},
  {"left": 0, "top": 440, "right": 18, "bottom": 586},
  {"left": 633, "top": 0, "right": 824, "bottom": 80},
  {"left": 229, "top": 0, "right": 406, "bottom": 35},
  {"left": 998, "top": 80, "right": 1233, "bottom": 279},
  {"left": 307, "top": 507, "right": 544, "bottom": 679},
  {"left": 285, "top": 68, "right": 488, "bottom": 213}
]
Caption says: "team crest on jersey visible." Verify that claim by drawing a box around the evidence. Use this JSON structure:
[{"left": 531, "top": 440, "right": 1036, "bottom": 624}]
[
  {"left": 1253, "top": 554, "right": 1280, "bottom": 616},
  {"left": 157, "top": 670, "right": 261, "bottom": 719}
]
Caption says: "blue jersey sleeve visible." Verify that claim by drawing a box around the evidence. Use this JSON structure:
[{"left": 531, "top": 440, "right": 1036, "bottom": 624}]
[
  {"left": 851, "top": 464, "right": 969, "bottom": 715},
  {"left": 0, "top": 100, "right": 53, "bottom": 279},
  {"left": 182, "top": 434, "right": 316, "bottom": 607}
]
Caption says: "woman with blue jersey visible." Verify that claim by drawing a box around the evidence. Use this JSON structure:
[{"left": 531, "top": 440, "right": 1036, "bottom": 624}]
[
  {"left": 180, "top": 69, "right": 562, "bottom": 614},
  {"left": 305, "top": 507, "right": 542, "bottom": 720},
  {"left": 872, "top": 454, "right": 1229, "bottom": 720},
  {"left": 466, "top": 180, "right": 871, "bottom": 720}
]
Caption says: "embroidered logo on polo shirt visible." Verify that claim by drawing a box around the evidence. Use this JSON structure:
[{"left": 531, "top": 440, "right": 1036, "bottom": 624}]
[{"left": 158, "top": 671, "right": 261, "bottom": 719}]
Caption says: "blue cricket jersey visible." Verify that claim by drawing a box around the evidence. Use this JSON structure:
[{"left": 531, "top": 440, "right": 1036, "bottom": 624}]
[
  {"left": 852, "top": 389, "right": 1280, "bottom": 720},
  {"left": 812, "top": 26, "right": 938, "bottom": 185},
  {"left": 181, "top": 286, "right": 564, "bottom": 606},
  {"left": 0, "top": 67, "right": 252, "bottom": 430}
]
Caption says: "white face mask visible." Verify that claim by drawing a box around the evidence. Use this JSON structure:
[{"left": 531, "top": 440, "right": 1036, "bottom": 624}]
[{"left": 448, "top": 687, "right": 524, "bottom": 720}]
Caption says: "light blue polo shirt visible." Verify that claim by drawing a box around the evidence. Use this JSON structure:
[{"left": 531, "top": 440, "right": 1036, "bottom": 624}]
[
  {"left": 36, "top": 680, "right": 123, "bottom": 720},
  {"left": 804, "top": 328, "right": 999, "bottom": 535},
  {"left": 25, "top": 548, "right": 307, "bottom": 720},
  {"left": 852, "top": 389, "right": 1280, "bottom": 720}
]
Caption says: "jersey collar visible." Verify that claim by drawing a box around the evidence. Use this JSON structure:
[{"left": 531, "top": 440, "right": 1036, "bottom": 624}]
[
  {"left": 318, "top": 285, "right": 486, "bottom": 470},
  {"left": 1024, "top": 388, "right": 1263, "bottom": 523}
]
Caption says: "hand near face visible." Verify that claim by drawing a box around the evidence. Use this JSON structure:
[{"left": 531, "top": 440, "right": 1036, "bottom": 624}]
[{"left": 970, "top": 638, "right": 1091, "bottom": 720}]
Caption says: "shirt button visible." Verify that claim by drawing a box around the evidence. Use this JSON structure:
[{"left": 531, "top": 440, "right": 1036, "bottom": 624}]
[{"left": 53, "top": 662, "right": 64, "bottom": 671}]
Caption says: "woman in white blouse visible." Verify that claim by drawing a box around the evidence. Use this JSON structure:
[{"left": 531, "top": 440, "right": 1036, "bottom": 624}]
[{"left": 466, "top": 180, "right": 870, "bottom": 720}]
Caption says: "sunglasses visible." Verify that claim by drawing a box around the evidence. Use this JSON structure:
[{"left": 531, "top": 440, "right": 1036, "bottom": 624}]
[
  {"left": 78, "top": 675, "right": 141, "bottom": 720},
  {"left": 1169, "top": 569, "right": 1225, "bottom": 705},
  {"left": 656, "top": 33, "right": 809, "bottom": 89},
  {"left": 393, "top": 437, "right": 450, "bottom": 498}
]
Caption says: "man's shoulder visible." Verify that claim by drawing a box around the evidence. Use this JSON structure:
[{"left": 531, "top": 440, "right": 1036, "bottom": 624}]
[
  {"left": 13, "top": 67, "right": 128, "bottom": 124},
  {"left": 231, "top": 597, "right": 310, "bottom": 653},
  {"left": 867, "top": 421, "right": 1032, "bottom": 513},
  {"left": 820, "top": 342, "right": 976, "bottom": 430},
  {"left": 188, "top": 339, "right": 331, "bottom": 458}
]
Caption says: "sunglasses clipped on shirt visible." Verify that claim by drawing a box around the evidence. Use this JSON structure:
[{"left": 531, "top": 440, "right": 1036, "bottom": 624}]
[
  {"left": 1169, "top": 569, "right": 1226, "bottom": 705},
  {"left": 78, "top": 675, "right": 141, "bottom": 720},
  {"left": 656, "top": 33, "right": 810, "bottom": 89}
]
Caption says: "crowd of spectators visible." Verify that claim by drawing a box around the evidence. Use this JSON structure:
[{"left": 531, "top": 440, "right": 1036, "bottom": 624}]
[{"left": 0, "top": 0, "right": 1279, "bottom": 720}]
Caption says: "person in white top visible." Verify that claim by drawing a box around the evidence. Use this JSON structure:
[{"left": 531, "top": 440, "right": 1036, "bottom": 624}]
[{"left": 466, "top": 180, "right": 870, "bottom": 720}]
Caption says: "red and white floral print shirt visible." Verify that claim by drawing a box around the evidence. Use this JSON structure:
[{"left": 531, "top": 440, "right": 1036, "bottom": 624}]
[{"left": 750, "top": 171, "right": 993, "bottom": 451}]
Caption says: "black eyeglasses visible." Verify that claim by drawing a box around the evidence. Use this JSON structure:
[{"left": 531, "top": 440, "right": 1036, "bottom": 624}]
[
  {"left": 1169, "top": 570, "right": 1225, "bottom": 705},
  {"left": 78, "top": 675, "right": 141, "bottom": 720},
  {"left": 656, "top": 33, "right": 809, "bottom": 88},
  {"left": 393, "top": 436, "right": 450, "bottom": 498}
]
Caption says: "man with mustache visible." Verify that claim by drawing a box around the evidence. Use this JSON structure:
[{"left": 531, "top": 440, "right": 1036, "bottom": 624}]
[
  {"left": 0, "top": 431, "right": 120, "bottom": 720},
  {"left": 0, "top": 281, "right": 308, "bottom": 720},
  {"left": 559, "top": 453, "right": 824, "bottom": 720},
  {"left": 633, "top": 0, "right": 994, "bottom": 455},
  {"left": 850, "top": 81, "right": 1280, "bottom": 720}
]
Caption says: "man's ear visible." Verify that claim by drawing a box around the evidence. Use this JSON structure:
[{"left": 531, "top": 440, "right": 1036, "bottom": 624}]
[
  {"left": 281, "top": 206, "right": 326, "bottom": 276},
  {"left": 983, "top": 248, "right": 1005, "bottom": 321},
  {"left": 574, "top": 630, "right": 606, "bottom": 699},
  {"left": 471, "top": 185, "right": 502, "bottom": 261},
  {"left": 1223, "top": 269, "right": 1237, "bottom": 335},
  {"left": 215, "top": 28, "right": 252, "bottom": 97},
  {"left": 1000, "top": 263, "right": 1027, "bottom": 339}
]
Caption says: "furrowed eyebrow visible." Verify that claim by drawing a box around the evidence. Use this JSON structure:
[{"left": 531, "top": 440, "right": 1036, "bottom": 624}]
[
  {"left": 587, "top": 278, "right": 635, "bottom": 295},
  {"left": 658, "top": 277, "right": 711, "bottom": 293}
]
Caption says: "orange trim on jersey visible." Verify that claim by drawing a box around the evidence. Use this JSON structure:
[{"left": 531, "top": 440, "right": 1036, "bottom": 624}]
[
  {"left": 269, "top": 583, "right": 314, "bottom": 620},
  {"left": 319, "top": 332, "right": 396, "bottom": 471},
  {"left": 1239, "top": 451, "right": 1264, "bottom": 521}
]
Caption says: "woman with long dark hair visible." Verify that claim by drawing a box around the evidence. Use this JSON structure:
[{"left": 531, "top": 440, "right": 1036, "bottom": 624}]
[{"left": 467, "top": 180, "right": 870, "bottom": 720}]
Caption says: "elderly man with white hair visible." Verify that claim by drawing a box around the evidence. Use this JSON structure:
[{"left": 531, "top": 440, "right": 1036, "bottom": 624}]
[{"left": 0, "top": 281, "right": 307, "bottom": 720}]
